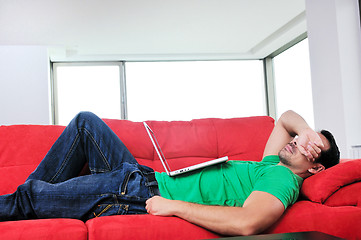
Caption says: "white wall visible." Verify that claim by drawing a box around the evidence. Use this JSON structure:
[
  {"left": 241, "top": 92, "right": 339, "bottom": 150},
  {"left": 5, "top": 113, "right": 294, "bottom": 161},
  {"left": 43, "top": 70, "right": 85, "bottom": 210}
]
[
  {"left": 306, "top": 0, "right": 361, "bottom": 158},
  {"left": 0, "top": 46, "right": 51, "bottom": 125}
]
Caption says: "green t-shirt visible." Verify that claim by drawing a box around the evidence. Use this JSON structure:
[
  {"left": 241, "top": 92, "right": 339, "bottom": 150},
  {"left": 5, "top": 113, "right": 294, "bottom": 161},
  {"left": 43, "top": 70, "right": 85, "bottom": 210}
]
[{"left": 155, "top": 155, "right": 303, "bottom": 209}]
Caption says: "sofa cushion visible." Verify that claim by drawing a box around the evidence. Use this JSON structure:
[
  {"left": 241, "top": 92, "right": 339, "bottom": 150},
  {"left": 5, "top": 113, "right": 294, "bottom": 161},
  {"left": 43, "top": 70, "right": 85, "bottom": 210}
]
[
  {"left": 104, "top": 116, "right": 275, "bottom": 172},
  {"left": 265, "top": 201, "right": 361, "bottom": 240},
  {"left": 86, "top": 214, "right": 220, "bottom": 240},
  {"left": 0, "top": 218, "right": 87, "bottom": 240},
  {"left": 0, "top": 116, "right": 274, "bottom": 194},
  {"left": 301, "top": 159, "right": 361, "bottom": 203},
  {"left": 324, "top": 181, "right": 361, "bottom": 207},
  {"left": 0, "top": 125, "right": 64, "bottom": 195}
]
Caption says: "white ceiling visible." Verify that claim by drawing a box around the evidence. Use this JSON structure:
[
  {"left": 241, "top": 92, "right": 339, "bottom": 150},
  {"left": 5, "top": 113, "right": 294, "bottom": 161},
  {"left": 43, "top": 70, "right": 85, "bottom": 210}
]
[{"left": 0, "top": 0, "right": 307, "bottom": 61}]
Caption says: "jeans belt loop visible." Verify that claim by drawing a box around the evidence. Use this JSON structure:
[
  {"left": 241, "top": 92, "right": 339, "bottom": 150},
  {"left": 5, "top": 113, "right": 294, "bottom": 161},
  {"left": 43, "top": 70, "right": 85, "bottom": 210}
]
[{"left": 144, "top": 172, "right": 160, "bottom": 196}]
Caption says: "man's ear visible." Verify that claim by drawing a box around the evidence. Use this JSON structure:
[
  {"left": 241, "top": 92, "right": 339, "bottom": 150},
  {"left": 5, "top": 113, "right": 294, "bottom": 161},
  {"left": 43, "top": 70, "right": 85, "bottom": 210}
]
[{"left": 308, "top": 163, "right": 325, "bottom": 175}]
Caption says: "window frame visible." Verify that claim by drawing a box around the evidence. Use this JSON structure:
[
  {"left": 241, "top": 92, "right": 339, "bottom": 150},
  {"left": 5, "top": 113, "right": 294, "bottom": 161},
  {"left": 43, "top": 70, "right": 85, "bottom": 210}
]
[
  {"left": 50, "top": 34, "right": 309, "bottom": 125},
  {"left": 263, "top": 33, "right": 308, "bottom": 120}
]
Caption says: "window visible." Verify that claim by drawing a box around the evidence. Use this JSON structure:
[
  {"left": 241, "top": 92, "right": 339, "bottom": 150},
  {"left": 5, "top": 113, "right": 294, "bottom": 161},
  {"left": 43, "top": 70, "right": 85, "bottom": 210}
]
[
  {"left": 273, "top": 39, "right": 315, "bottom": 128},
  {"left": 53, "top": 63, "right": 124, "bottom": 125},
  {"left": 125, "top": 61, "right": 266, "bottom": 121},
  {"left": 52, "top": 60, "right": 266, "bottom": 124}
]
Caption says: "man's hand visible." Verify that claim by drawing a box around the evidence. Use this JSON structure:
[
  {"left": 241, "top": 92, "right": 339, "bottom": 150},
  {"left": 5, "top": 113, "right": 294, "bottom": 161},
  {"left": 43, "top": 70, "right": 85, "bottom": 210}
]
[
  {"left": 145, "top": 196, "right": 176, "bottom": 216},
  {"left": 295, "top": 128, "right": 324, "bottom": 162}
]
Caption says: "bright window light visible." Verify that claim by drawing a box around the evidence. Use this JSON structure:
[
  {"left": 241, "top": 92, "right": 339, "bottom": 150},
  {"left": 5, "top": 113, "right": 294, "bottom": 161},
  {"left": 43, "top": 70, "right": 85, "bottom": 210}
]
[
  {"left": 54, "top": 64, "right": 121, "bottom": 125},
  {"left": 125, "top": 61, "right": 266, "bottom": 121},
  {"left": 273, "top": 39, "right": 315, "bottom": 128}
]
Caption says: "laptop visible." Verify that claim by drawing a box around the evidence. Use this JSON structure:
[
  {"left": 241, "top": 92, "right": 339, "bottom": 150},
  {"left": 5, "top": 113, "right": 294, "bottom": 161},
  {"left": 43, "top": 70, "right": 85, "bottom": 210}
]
[{"left": 143, "top": 122, "right": 228, "bottom": 177}]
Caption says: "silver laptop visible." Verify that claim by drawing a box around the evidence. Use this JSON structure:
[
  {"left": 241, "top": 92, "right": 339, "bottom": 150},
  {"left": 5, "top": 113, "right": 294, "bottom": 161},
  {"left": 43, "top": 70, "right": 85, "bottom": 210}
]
[{"left": 143, "top": 122, "right": 228, "bottom": 177}]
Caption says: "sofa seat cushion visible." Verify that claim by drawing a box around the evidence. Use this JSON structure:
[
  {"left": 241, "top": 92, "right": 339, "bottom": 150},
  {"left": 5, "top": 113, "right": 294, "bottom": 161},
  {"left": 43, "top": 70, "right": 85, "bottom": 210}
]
[
  {"left": 0, "top": 218, "right": 87, "bottom": 240},
  {"left": 301, "top": 159, "right": 361, "bottom": 203},
  {"left": 86, "top": 214, "right": 220, "bottom": 240}
]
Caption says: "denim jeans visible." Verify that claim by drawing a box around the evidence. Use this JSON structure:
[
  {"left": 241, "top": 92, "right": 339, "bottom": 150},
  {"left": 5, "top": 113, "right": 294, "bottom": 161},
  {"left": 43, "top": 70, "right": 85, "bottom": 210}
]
[{"left": 0, "top": 112, "right": 159, "bottom": 221}]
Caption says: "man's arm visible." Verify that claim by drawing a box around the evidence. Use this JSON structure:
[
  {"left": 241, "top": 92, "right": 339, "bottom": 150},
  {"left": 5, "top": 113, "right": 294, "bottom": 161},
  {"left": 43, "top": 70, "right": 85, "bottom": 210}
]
[
  {"left": 262, "top": 110, "right": 323, "bottom": 160},
  {"left": 145, "top": 192, "right": 284, "bottom": 236}
]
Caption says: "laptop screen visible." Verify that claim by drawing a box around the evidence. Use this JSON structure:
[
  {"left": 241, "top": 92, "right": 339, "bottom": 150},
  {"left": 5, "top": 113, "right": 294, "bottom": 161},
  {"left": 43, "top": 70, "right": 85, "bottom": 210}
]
[{"left": 143, "top": 122, "right": 172, "bottom": 173}]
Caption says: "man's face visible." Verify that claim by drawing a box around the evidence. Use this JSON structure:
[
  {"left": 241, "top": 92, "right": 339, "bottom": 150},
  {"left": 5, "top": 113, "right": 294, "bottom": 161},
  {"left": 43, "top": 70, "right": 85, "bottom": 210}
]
[{"left": 278, "top": 133, "right": 330, "bottom": 172}]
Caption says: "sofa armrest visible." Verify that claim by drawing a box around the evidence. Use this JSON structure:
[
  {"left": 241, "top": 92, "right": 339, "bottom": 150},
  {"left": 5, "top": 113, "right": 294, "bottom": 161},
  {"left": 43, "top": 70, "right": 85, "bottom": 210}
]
[
  {"left": 324, "top": 181, "right": 361, "bottom": 207},
  {"left": 265, "top": 201, "right": 361, "bottom": 240},
  {"left": 301, "top": 159, "right": 361, "bottom": 203}
]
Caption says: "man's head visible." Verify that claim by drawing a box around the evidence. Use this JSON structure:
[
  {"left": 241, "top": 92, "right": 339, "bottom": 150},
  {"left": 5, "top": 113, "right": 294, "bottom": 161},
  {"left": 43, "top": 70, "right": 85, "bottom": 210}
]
[
  {"left": 278, "top": 129, "right": 340, "bottom": 178},
  {"left": 314, "top": 129, "right": 340, "bottom": 169}
]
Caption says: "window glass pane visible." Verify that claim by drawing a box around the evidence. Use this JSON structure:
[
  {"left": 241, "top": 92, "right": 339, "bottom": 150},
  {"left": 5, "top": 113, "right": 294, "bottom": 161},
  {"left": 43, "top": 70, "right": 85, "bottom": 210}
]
[
  {"left": 54, "top": 64, "right": 121, "bottom": 125},
  {"left": 125, "top": 61, "right": 266, "bottom": 121},
  {"left": 273, "top": 39, "right": 315, "bottom": 128}
]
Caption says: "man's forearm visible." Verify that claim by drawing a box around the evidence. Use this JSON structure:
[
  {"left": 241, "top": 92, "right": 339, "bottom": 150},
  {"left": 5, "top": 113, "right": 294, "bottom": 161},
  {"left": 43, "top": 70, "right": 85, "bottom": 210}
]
[
  {"left": 277, "top": 110, "right": 311, "bottom": 137},
  {"left": 146, "top": 196, "right": 254, "bottom": 236},
  {"left": 145, "top": 192, "right": 284, "bottom": 236},
  {"left": 170, "top": 200, "right": 253, "bottom": 236}
]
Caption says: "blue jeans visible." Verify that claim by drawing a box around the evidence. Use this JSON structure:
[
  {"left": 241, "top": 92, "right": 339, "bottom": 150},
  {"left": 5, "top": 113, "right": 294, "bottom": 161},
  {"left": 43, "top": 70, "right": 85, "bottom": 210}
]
[{"left": 0, "top": 112, "right": 159, "bottom": 221}]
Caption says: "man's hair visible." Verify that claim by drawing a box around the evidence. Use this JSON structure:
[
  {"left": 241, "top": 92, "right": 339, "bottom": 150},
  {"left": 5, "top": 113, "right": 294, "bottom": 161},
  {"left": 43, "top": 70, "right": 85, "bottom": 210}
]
[{"left": 316, "top": 129, "right": 340, "bottom": 169}]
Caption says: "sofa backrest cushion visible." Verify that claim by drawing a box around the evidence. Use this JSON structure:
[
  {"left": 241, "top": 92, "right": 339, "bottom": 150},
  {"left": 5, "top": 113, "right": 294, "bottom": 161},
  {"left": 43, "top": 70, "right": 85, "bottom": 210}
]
[
  {"left": 0, "top": 125, "right": 65, "bottom": 195},
  {"left": 105, "top": 117, "right": 275, "bottom": 170},
  {"left": 0, "top": 116, "right": 274, "bottom": 194}
]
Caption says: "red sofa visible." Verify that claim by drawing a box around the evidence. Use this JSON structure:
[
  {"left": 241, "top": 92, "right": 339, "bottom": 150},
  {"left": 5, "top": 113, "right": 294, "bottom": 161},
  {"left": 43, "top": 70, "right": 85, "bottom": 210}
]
[{"left": 0, "top": 116, "right": 360, "bottom": 240}]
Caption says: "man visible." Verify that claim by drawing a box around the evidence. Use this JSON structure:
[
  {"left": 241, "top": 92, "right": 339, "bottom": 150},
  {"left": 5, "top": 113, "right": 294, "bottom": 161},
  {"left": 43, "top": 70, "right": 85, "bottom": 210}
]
[
  {"left": 146, "top": 110, "right": 340, "bottom": 235},
  {"left": 0, "top": 110, "right": 339, "bottom": 236}
]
